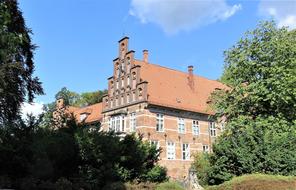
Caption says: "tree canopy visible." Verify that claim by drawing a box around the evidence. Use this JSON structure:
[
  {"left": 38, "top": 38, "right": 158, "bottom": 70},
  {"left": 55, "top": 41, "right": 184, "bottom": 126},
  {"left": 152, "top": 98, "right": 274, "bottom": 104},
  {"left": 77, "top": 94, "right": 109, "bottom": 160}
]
[
  {"left": 0, "top": 0, "right": 43, "bottom": 124},
  {"left": 194, "top": 21, "right": 296, "bottom": 185}
]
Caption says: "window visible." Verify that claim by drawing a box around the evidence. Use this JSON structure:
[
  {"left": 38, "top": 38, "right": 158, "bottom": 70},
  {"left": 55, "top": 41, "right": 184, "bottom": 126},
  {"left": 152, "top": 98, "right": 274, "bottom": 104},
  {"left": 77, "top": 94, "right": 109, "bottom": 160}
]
[
  {"left": 203, "top": 145, "right": 209, "bottom": 153},
  {"left": 156, "top": 113, "right": 164, "bottom": 132},
  {"left": 178, "top": 118, "right": 185, "bottom": 133},
  {"left": 130, "top": 112, "right": 136, "bottom": 132},
  {"left": 209, "top": 122, "right": 216, "bottom": 137},
  {"left": 110, "top": 115, "right": 125, "bottom": 132},
  {"left": 110, "top": 117, "right": 115, "bottom": 131},
  {"left": 167, "top": 142, "right": 175, "bottom": 160},
  {"left": 110, "top": 99, "right": 113, "bottom": 108},
  {"left": 192, "top": 120, "right": 199, "bottom": 135},
  {"left": 182, "top": 143, "right": 190, "bottom": 160},
  {"left": 80, "top": 113, "right": 87, "bottom": 121}
]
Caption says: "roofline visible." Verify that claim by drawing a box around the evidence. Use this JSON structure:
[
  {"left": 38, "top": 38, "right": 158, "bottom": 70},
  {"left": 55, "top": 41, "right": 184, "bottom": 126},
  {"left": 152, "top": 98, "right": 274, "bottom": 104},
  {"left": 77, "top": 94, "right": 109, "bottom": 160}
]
[
  {"left": 147, "top": 101, "right": 214, "bottom": 116},
  {"left": 118, "top": 36, "right": 129, "bottom": 43},
  {"left": 102, "top": 100, "right": 147, "bottom": 113}
]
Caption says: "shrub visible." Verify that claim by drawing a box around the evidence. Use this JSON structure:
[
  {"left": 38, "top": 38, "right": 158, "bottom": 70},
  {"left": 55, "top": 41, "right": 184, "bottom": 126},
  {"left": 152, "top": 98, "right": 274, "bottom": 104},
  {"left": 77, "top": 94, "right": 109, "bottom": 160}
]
[
  {"left": 142, "top": 165, "right": 168, "bottom": 183},
  {"left": 192, "top": 153, "right": 211, "bottom": 186}
]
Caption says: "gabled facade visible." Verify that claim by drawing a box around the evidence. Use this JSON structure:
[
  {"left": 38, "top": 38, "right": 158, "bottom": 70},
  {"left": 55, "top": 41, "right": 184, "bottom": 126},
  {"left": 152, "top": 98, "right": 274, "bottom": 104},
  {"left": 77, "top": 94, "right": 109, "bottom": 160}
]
[{"left": 99, "top": 37, "right": 227, "bottom": 179}]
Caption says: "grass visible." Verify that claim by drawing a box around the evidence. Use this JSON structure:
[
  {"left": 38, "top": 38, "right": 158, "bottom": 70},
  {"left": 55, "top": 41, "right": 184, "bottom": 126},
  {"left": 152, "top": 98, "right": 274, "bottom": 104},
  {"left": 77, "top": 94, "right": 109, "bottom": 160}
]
[
  {"left": 103, "top": 181, "right": 185, "bottom": 190},
  {"left": 206, "top": 174, "right": 296, "bottom": 190},
  {"left": 155, "top": 181, "right": 184, "bottom": 190}
]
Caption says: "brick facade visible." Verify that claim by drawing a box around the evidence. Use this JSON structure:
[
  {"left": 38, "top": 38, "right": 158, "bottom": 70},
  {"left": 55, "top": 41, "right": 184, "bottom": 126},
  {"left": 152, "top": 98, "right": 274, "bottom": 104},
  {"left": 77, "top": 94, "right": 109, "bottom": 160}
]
[{"left": 99, "top": 37, "right": 225, "bottom": 179}]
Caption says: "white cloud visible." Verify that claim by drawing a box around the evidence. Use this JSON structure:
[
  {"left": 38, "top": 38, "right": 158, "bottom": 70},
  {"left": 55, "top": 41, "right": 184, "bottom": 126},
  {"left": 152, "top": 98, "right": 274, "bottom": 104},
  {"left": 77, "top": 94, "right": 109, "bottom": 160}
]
[
  {"left": 129, "top": 0, "right": 241, "bottom": 34},
  {"left": 21, "top": 102, "right": 44, "bottom": 119},
  {"left": 259, "top": 0, "right": 296, "bottom": 29}
]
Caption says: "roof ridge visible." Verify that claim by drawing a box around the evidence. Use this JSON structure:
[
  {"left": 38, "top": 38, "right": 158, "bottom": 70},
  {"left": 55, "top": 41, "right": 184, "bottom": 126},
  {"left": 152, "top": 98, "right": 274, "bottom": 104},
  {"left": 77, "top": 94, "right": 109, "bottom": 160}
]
[{"left": 134, "top": 59, "right": 221, "bottom": 83}]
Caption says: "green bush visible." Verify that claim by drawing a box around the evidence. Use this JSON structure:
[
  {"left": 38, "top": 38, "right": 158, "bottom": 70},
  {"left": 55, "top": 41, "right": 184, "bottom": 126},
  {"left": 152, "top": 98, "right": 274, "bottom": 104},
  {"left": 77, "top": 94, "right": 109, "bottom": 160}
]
[
  {"left": 192, "top": 153, "right": 211, "bottom": 186},
  {"left": 141, "top": 165, "right": 168, "bottom": 183}
]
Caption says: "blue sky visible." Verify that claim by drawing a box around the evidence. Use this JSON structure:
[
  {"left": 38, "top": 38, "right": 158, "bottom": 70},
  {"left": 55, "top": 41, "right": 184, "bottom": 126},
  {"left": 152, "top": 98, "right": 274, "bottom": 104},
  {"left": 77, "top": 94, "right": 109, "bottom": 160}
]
[{"left": 18, "top": 0, "right": 296, "bottom": 114}]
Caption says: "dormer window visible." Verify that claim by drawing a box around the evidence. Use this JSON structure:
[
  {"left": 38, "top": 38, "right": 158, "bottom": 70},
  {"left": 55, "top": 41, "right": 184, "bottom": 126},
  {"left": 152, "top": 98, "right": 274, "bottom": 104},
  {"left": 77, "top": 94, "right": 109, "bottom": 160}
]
[{"left": 80, "top": 113, "right": 87, "bottom": 121}]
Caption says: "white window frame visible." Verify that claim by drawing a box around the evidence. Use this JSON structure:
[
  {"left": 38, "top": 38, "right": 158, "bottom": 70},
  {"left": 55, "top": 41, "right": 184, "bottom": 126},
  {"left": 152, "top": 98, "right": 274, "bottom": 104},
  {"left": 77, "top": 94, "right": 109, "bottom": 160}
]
[
  {"left": 192, "top": 120, "right": 199, "bottom": 135},
  {"left": 130, "top": 112, "right": 136, "bottom": 132},
  {"left": 178, "top": 118, "right": 185, "bottom": 134},
  {"left": 203, "top": 145, "right": 209, "bottom": 152},
  {"left": 182, "top": 143, "right": 190, "bottom": 160},
  {"left": 110, "top": 115, "right": 125, "bottom": 133},
  {"left": 156, "top": 113, "right": 164, "bottom": 132},
  {"left": 167, "top": 141, "right": 175, "bottom": 160},
  {"left": 209, "top": 122, "right": 216, "bottom": 137}
]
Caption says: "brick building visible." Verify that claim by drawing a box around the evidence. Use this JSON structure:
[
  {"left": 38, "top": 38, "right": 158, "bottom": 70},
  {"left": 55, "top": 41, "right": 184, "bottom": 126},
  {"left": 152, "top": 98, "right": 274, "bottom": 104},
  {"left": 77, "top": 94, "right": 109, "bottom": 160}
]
[{"left": 54, "top": 37, "right": 226, "bottom": 179}]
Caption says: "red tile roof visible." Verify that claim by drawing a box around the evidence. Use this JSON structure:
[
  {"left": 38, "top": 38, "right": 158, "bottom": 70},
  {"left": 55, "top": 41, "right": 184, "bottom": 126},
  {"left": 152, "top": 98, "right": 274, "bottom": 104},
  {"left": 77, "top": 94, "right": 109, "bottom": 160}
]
[
  {"left": 135, "top": 60, "right": 227, "bottom": 114},
  {"left": 70, "top": 103, "right": 103, "bottom": 124}
]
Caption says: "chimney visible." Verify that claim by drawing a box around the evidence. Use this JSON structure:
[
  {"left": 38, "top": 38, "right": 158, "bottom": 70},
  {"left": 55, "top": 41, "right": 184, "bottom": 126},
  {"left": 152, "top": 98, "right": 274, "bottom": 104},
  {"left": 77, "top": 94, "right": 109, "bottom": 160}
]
[
  {"left": 56, "top": 98, "right": 65, "bottom": 109},
  {"left": 188, "top": 65, "right": 194, "bottom": 90},
  {"left": 143, "top": 50, "right": 148, "bottom": 63}
]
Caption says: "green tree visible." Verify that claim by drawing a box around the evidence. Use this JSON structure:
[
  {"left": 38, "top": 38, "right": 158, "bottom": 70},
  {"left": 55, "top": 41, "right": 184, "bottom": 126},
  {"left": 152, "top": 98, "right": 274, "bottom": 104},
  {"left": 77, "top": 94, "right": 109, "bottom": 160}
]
[
  {"left": 77, "top": 89, "right": 108, "bottom": 106},
  {"left": 206, "top": 21, "right": 296, "bottom": 185},
  {"left": 0, "top": 0, "right": 43, "bottom": 124},
  {"left": 55, "top": 87, "right": 80, "bottom": 106}
]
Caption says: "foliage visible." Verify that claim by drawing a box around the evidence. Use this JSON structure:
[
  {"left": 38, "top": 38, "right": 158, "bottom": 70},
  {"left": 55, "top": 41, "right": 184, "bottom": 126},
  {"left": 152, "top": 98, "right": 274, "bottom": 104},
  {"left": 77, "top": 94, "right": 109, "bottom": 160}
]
[
  {"left": 76, "top": 130, "right": 164, "bottom": 188},
  {"left": 141, "top": 165, "right": 168, "bottom": 183},
  {"left": 213, "top": 21, "right": 296, "bottom": 122},
  {"left": 55, "top": 87, "right": 80, "bottom": 106},
  {"left": 206, "top": 21, "right": 296, "bottom": 185},
  {"left": 155, "top": 181, "right": 184, "bottom": 190},
  {"left": 192, "top": 153, "right": 211, "bottom": 186},
  {"left": 0, "top": 0, "right": 43, "bottom": 124},
  {"left": 206, "top": 174, "right": 296, "bottom": 190},
  {"left": 0, "top": 116, "right": 166, "bottom": 189},
  {"left": 55, "top": 87, "right": 107, "bottom": 107}
]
